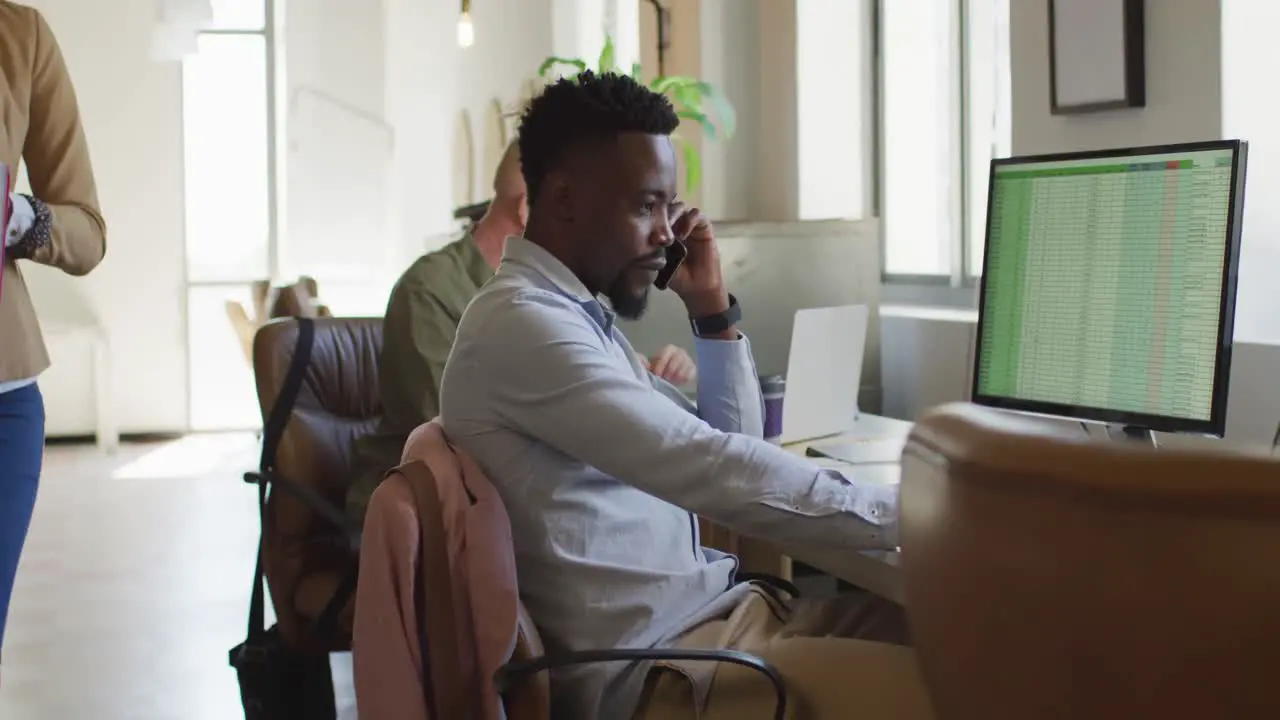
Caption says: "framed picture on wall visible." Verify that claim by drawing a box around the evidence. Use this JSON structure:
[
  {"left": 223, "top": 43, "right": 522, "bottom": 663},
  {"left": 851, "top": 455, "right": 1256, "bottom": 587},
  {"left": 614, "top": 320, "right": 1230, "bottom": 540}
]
[{"left": 1048, "top": 0, "right": 1146, "bottom": 114}]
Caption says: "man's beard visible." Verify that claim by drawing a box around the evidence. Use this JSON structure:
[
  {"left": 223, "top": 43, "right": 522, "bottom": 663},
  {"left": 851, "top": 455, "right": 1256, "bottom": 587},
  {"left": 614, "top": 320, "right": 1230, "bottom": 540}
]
[{"left": 606, "top": 275, "right": 650, "bottom": 320}]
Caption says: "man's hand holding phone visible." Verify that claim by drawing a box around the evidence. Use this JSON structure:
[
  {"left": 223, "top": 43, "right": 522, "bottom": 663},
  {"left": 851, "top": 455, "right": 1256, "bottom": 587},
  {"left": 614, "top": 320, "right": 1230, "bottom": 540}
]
[{"left": 665, "top": 203, "right": 731, "bottom": 320}]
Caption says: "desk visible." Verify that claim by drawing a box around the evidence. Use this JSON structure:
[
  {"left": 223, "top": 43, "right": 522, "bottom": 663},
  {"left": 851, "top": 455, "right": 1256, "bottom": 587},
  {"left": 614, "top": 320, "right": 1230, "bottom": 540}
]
[
  {"left": 777, "top": 433, "right": 905, "bottom": 604},
  {"left": 698, "top": 423, "right": 909, "bottom": 603}
]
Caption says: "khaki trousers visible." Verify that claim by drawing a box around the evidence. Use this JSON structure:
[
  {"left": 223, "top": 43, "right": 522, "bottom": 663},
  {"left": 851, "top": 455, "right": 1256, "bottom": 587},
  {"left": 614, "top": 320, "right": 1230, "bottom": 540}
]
[{"left": 634, "top": 586, "right": 934, "bottom": 719}]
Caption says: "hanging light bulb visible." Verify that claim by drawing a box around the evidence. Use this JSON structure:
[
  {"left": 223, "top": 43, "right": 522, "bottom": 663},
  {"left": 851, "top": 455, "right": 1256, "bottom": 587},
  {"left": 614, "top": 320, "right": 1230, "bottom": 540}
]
[{"left": 457, "top": 0, "right": 475, "bottom": 48}]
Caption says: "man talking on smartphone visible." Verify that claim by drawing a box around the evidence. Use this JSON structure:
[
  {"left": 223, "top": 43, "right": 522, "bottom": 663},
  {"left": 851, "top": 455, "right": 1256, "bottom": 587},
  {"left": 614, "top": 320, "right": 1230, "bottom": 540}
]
[{"left": 439, "top": 72, "right": 929, "bottom": 719}]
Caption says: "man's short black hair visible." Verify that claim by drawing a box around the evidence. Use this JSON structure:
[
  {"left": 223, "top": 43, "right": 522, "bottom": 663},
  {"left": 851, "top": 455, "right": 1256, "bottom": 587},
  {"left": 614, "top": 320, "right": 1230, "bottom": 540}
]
[{"left": 517, "top": 71, "right": 680, "bottom": 203}]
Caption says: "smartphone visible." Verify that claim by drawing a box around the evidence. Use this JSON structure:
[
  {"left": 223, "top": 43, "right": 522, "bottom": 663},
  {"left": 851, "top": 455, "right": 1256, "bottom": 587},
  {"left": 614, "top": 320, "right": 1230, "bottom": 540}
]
[{"left": 653, "top": 240, "right": 687, "bottom": 290}]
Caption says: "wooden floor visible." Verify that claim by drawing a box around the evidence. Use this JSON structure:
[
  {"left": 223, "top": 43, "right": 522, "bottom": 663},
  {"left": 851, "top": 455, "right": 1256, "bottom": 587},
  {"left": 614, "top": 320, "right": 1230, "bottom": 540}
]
[{"left": 0, "top": 434, "right": 356, "bottom": 719}]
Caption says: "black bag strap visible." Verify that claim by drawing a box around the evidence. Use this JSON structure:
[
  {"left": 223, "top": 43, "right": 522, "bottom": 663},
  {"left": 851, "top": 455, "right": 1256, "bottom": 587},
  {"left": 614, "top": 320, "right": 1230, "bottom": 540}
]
[
  {"left": 312, "top": 566, "right": 358, "bottom": 639},
  {"left": 246, "top": 317, "right": 317, "bottom": 643},
  {"left": 247, "top": 481, "right": 271, "bottom": 642},
  {"left": 260, "top": 317, "right": 316, "bottom": 474}
]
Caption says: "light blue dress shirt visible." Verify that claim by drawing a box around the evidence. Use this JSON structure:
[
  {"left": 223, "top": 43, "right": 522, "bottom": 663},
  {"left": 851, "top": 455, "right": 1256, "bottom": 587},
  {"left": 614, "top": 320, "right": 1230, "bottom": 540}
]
[{"left": 440, "top": 237, "right": 896, "bottom": 719}]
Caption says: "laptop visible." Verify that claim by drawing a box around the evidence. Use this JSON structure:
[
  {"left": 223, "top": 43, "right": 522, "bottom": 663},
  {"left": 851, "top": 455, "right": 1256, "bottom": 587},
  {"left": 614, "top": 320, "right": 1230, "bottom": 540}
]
[{"left": 780, "top": 305, "right": 911, "bottom": 464}]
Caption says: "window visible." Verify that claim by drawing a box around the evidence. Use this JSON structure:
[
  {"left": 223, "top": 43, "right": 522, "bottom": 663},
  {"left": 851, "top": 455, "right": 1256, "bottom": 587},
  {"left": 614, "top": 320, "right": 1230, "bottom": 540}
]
[
  {"left": 182, "top": 33, "right": 270, "bottom": 283},
  {"left": 964, "top": 0, "right": 1012, "bottom": 278},
  {"left": 879, "top": 0, "right": 1011, "bottom": 282},
  {"left": 880, "top": 0, "right": 961, "bottom": 277},
  {"left": 209, "top": 0, "right": 267, "bottom": 30},
  {"left": 182, "top": 0, "right": 276, "bottom": 431}
]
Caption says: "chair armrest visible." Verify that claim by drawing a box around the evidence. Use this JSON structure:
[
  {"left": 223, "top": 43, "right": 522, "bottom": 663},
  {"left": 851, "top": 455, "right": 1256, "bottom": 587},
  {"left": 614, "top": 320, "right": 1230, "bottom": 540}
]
[
  {"left": 243, "top": 470, "right": 361, "bottom": 551},
  {"left": 494, "top": 648, "right": 787, "bottom": 720}
]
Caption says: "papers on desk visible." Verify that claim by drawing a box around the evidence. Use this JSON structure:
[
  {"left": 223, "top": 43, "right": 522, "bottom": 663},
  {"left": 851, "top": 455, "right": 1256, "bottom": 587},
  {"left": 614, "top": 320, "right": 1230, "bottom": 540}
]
[
  {"left": 808, "top": 433, "right": 909, "bottom": 465},
  {"left": 810, "top": 456, "right": 900, "bottom": 484}
]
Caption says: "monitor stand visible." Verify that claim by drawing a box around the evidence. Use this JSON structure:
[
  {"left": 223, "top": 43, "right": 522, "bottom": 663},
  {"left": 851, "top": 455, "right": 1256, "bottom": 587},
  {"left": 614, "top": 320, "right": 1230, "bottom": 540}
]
[{"left": 1116, "top": 425, "right": 1158, "bottom": 448}]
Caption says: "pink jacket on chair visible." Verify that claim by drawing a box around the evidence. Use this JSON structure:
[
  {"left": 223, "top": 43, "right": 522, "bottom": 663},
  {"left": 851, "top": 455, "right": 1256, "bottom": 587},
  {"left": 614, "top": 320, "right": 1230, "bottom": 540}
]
[{"left": 353, "top": 419, "right": 521, "bottom": 719}]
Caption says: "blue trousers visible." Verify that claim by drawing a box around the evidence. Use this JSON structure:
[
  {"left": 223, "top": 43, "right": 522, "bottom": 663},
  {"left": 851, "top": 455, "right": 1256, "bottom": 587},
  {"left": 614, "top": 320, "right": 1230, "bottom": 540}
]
[{"left": 0, "top": 383, "right": 44, "bottom": 655}]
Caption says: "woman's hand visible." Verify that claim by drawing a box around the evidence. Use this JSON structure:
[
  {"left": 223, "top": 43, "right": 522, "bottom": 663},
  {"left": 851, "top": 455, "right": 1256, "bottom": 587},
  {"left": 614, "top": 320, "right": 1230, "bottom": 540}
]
[
  {"left": 639, "top": 345, "right": 697, "bottom": 386},
  {"left": 5, "top": 194, "right": 33, "bottom": 249}
]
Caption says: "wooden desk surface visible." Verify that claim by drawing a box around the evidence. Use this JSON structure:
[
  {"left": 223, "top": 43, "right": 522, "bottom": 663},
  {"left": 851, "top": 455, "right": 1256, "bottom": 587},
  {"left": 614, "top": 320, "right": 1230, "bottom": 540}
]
[{"left": 779, "top": 435, "right": 905, "bottom": 604}]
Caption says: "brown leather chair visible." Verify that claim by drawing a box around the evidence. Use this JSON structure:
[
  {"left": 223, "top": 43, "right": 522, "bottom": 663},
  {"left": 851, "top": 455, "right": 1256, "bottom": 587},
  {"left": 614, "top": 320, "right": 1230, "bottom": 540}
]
[
  {"left": 900, "top": 403, "right": 1280, "bottom": 719},
  {"left": 249, "top": 316, "right": 383, "bottom": 651}
]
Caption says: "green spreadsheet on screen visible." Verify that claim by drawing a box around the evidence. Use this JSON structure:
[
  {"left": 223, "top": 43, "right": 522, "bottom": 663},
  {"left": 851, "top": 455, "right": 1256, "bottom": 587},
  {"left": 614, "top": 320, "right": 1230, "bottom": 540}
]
[{"left": 975, "top": 147, "right": 1235, "bottom": 422}]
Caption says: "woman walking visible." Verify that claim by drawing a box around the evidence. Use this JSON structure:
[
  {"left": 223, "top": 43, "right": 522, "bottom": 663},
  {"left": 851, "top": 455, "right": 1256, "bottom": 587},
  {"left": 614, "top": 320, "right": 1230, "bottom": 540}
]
[{"left": 0, "top": 0, "right": 107, "bottom": 671}]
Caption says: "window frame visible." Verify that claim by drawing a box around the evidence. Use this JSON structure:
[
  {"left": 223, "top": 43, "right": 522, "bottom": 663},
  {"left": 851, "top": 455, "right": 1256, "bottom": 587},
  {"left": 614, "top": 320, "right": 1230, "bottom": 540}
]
[
  {"left": 876, "top": 0, "right": 1004, "bottom": 307},
  {"left": 185, "top": 0, "right": 281, "bottom": 280},
  {"left": 181, "top": 0, "right": 281, "bottom": 430}
]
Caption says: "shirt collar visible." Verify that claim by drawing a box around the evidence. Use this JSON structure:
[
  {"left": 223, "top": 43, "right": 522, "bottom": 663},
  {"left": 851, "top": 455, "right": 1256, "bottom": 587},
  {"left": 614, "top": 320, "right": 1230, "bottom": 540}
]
[{"left": 500, "top": 236, "right": 617, "bottom": 333}]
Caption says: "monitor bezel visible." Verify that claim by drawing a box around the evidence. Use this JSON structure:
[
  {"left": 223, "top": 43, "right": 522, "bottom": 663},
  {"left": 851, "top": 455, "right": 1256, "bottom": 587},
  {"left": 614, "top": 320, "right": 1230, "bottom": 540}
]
[{"left": 970, "top": 139, "right": 1248, "bottom": 437}]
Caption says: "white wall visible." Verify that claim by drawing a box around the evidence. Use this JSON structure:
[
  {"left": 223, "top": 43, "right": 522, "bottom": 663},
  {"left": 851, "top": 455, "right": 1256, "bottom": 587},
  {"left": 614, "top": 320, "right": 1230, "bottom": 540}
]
[
  {"left": 27, "top": 0, "right": 189, "bottom": 434},
  {"left": 284, "top": 0, "right": 385, "bottom": 118},
  {"left": 384, "top": 0, "right": 457, "bottom": 258},
  {"left": 283, "top": 0, "right": 557, "bottom": 307},
  {"left": 1222, "top": 1, "right": 1280, "bottom": 344},
  {"left": 458, "top": 0, "right": 554, "bottom": 203},
  {"left": 282, "top": 0, "right": 398, "bottom": 301},
  {"left": 1010, "top": 0, "right": 1222, "bottom": 155},
  {"left": 553, "top": 0, "right": 602, "bottom": 63}
]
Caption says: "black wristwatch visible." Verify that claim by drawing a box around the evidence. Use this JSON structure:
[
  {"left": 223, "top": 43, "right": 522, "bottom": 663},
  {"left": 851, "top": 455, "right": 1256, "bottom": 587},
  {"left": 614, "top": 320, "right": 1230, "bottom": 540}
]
[{"left": 689, "top": 293, "right": 741, "bottom": 337}]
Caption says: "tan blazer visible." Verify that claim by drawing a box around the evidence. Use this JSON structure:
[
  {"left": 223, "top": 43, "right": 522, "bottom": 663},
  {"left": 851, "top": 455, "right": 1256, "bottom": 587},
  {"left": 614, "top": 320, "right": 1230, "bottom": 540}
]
[{"left": 0, "top": 1, "right": 106, "bottom": 382}]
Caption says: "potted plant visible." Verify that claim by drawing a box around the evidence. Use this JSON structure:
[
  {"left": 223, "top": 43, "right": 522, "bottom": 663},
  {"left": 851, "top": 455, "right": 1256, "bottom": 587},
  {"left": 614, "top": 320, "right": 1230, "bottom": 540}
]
[{"left": 532, "top": 35, "right": 736, "bottom": 191}]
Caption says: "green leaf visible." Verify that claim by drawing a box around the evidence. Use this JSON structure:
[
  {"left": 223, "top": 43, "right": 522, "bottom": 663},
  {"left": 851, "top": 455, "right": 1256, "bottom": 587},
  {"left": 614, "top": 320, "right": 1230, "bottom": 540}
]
[
  {"left": 650, "top": 75, "right": 701, "bottom": 95},
  {"left": 673, "top": 81, "right": 736, "bottom": 141},
  {"left": 630, "top": 62, "right": 642, "bottom": 80},
  {"left": 537, "top": 57, "right": 587, "bottom": 79},
  {"left": 671, "top": 84, "right": 707, "bottom": 114},
  {"left": 597, "top": 35, "right": 616, "bottom": 74},
  {"left": 672, "top": 134, "right": 702, "bottom": 191},
  {"left": 677, "top": 110, "right": 715, "bottom": 139},
  {"left": 700, "top": 83, "right": 736, "bottom": 140}
]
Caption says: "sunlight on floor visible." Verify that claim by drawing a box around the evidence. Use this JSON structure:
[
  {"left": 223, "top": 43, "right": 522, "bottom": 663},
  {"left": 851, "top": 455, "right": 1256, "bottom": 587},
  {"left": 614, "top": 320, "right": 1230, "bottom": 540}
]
[{"left": 110, "top": 432, "right": 259, "bottom": 481}]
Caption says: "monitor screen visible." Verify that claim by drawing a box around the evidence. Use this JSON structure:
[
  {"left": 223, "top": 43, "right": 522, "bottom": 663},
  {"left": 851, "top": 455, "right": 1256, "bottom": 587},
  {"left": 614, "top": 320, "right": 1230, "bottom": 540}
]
[{"left": 972, "top": 140, "right": 1248, "bottom": 436}]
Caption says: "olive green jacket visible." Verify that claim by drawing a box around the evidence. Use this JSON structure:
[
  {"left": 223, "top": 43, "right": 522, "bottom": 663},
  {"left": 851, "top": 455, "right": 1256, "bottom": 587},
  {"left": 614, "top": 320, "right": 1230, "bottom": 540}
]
[{"left": 347, "top": 235, "right": 493, "bottom": 523}]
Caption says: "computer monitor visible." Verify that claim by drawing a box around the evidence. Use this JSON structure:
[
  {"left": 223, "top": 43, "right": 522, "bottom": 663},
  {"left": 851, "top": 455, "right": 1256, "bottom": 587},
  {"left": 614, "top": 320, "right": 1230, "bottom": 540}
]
[{"left": 971, "top": 140, "right": 1248, "bottom": 437}]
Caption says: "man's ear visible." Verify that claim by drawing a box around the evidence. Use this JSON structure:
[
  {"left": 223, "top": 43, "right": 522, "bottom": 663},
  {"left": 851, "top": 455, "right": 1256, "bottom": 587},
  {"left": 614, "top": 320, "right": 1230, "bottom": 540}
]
[{"left": 544, "top": 171, "right": 575, "bottom": 224}]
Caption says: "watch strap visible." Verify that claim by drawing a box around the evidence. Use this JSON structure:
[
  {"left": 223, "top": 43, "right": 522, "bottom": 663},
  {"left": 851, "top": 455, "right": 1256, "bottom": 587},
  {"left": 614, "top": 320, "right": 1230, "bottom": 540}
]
[{"left": 690, "top": 293, "right": 741, "bottom": 337}]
